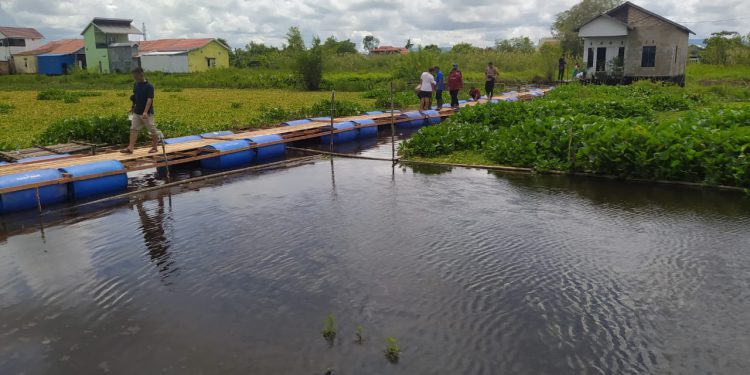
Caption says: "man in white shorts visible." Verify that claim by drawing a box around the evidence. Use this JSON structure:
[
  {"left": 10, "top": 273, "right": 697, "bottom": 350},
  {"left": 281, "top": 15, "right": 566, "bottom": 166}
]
[{"left": 121, "top": 67, "right": 159, "bottom": 154}]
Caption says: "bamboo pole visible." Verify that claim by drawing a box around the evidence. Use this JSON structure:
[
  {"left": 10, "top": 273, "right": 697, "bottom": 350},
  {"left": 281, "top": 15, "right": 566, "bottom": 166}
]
[
  {"left": 390, "top": 81, "right": 396, "bottom": 162},
  {"left": 35, "top": 187, "right": 42, "bottom": 214},
  {"left": 329, "top": 91, "right": 335, "bottom": 153}
]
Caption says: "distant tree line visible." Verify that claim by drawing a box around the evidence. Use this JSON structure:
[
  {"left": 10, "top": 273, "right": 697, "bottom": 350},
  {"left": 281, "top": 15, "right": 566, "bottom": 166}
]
[{"left": 701, "top": 31, "right": 750, "bottom": 65}]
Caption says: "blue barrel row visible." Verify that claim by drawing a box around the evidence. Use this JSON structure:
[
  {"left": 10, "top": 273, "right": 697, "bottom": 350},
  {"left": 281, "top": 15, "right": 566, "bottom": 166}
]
[{"left": 0, "top": 160, "right": 128, "bottom": 214}]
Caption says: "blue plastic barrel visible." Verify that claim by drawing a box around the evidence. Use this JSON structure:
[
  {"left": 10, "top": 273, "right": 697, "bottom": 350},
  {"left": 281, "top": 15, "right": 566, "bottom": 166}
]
[
  {"left": 352, "top": 119, "right": 377, "bottom": 138},
  {"left": 422, "top": 110, "right": 442, "bottom": 125},
  {"left": 282, "top": 119, "right": 312, "bottom": 126},
  {"left": 201, "top": 140, "right": 254, "bottom": 169},
  {"left": 320, "top": 122, "right": 357, "bottom": 144},
  {"left": 60, "top": 160, "right": 127, "bottom": 200},
  {"left": 309, "top": 117, "right": 331, "bottom": 122},
  {"left": 0, "top": 169, "right": 67, "bottom": 214},
  {"left": 164, "top": 135, "right": 202, "bottom": 144},
  {"left": 18, "top": 154, "right": 70, "bottom": 163},
  {"left": 365, "top": 111, "right": 384, "bottom": 115},
  {"left": 248, "top": 135, "right": 285, "bottom": 160},
  {"left": 200, "top": 130, "right": 234, "bottom": 138},
  {"left": 399, "top": 112, "right": 427, "bottom": 127}
]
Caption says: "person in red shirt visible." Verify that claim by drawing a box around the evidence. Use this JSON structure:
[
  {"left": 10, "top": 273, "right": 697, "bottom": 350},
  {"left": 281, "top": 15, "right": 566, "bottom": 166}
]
[
  {"left": 469, "top": 87, "right": 481, "bottom": 101},
  {"left": 447, "top": 64, "right": 464, "bottom": 109}
]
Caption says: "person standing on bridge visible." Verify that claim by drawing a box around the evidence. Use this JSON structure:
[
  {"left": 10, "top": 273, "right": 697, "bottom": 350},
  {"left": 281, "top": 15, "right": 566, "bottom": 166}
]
[
  {"left": 447, "top": 64, "right": 463, "bottom": 109},
  {"left": 484, "top": 62, "right": 498, "bottom": 100},
  {"left": 417, "top": 67, "right": 436, "bottom": 111},
  {"left": 121, "top": 67, "right": 159, "bottom": 154},
  {"left": 434, "top": 66, "right": 445, "bottom": 109}
]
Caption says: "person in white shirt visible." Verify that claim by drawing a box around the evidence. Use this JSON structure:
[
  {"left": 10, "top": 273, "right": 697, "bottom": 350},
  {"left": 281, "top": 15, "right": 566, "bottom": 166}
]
[{"left": 417, "top": 67, "right": 437, "bottom": 111}]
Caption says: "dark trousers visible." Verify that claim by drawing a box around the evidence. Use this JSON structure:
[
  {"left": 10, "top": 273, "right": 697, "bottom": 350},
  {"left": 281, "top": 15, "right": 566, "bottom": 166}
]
[
  {"left": 449, "top": 90, "right": 459, "bottom": 108},
  {"left": 435, "top": 90, "right": 443, "bottom": 108},
  {"left": 558, "top": 68, "right": 565, "bottom": 81}
]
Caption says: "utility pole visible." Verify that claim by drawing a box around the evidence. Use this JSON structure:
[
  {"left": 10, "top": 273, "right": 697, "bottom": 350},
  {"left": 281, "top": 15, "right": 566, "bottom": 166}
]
[{"left": 142, "top": 22, "right": 147, "bottom": 41}]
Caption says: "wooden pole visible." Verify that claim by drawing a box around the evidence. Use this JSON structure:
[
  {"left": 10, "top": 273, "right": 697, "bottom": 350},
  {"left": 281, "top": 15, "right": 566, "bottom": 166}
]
[
  {"left": 158, "top": 130, "right": 171, "bottom": 183},
  {"left": 390, "top": 81, "right": 396, "bottom": 162},
  {"left": 567, "top": 122, "right": 574, "bottom": 172},
  {"left": 329, "top": 91, "right": 335, "bottom": 153},
  {"left": 35, "top": 187, "right": 42, "bottom": 213}
]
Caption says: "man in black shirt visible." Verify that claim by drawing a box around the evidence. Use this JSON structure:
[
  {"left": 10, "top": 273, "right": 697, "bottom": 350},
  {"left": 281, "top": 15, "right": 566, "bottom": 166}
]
[{"left": 121, "top": 67, "right": 158, "bottom": 154}]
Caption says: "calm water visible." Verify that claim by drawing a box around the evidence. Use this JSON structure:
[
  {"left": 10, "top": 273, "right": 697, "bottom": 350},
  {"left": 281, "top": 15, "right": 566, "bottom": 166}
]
[{"left": 2, "top": 138, "right": 750, "bottom": 374}]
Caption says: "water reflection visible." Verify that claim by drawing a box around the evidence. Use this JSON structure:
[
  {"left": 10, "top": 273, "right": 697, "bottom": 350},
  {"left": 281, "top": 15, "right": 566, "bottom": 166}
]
[
  {"left": 133, "top": 193, "right": 176, "bottom": 281},
  {"left": 2, "top": 132, "right": 750, "bottom": 374}
]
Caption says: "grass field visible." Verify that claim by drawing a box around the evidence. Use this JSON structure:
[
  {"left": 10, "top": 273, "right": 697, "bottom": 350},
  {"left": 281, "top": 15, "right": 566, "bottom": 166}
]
[
  {"left": 0, "top": 89, "right": 375, "bottom": 149},
  {"left": 0, "top": 64, "right": 747, "bottom": 150}
]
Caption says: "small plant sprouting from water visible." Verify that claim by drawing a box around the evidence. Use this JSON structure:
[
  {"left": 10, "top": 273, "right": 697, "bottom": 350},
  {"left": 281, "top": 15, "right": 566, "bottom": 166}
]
[
  {"left": 322, "top": 313, "right": 336, "bottom": 345},
  {"left": 384, "top": 336, "right": 400, "bottom": 364},
  {"left": 354, "top": 324, "right": 364, "bottom": 344}
]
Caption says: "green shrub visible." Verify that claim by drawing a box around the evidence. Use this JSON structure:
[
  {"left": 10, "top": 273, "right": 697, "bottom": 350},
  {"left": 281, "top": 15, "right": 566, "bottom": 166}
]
[
  {"left": 0, "top": 103, "right": 14, "bottom": 114},
  {"left": 400, "top": 121, "right": 493, "bottom": 157},
  {"left": 297, "top": 43, "right": 324, "bottom": 91},
  {"left": 37, "top": 89, "right": 102, "bottom": 102},
  {"left": 401, "top": 84, "right": 750, "bottom": 187},
  {"left": 37, "top": 88, "right": 68, "bottom": 100}
]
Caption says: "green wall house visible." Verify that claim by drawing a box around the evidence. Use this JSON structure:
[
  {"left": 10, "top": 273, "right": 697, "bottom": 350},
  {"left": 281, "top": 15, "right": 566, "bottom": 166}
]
[{"left": 81, "top": 18, "right": 142, "bottom": 73}]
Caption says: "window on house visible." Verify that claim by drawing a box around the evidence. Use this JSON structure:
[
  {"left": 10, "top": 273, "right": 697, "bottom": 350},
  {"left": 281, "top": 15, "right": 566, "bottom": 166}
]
[
  {"left": 587, "top": 48, "right": 594, "bottom": 69},
  {"left": 7, "top": 39, "right": 26, "bottom": 47},
  {"left": 596, "top": 47, "right": 607, "bottom": 72},
  {"left": 641, "top": 46, "right": 656, "bottom": 67},
  {"left": 618, "top": 47, "right": 625, "bottom": 61},
  {"left": 207, "top": 58, "right": 216, "bottom": 68}
]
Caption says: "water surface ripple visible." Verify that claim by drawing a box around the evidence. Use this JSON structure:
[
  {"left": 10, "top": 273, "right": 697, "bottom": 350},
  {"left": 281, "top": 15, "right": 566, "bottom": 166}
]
[{"left": 2, "top": 143, "right": 750, "bottom": 374}]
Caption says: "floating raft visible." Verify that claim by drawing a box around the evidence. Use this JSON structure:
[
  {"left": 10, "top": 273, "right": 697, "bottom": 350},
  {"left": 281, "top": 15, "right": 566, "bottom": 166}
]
[{"left": 0, "top": 87, "right": 552, "bottom": 214}]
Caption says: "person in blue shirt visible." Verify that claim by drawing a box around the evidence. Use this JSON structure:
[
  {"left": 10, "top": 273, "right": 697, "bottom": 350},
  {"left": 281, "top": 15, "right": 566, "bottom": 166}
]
[
  {"left": 434, "top": 66, "right": 445, "bottom": 109},
  {"left": 121, "top": 67, "right": 159, "bottom": 154}
]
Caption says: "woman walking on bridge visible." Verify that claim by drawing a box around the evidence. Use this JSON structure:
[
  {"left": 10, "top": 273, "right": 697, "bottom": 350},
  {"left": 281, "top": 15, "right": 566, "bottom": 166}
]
[{"left": 447, "top": 64, "right": 463, "bottom": 109}]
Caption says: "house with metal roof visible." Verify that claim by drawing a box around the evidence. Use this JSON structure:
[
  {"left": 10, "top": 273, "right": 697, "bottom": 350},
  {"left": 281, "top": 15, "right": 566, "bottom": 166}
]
[
  {"left": 13, "top": 39, "right": 85, "bottom": 74},
  {"left": 81, "top": 18, "right": 143, "bottom": 73},
  {"left": 368, "top": 46, "right": 408, "bottom": 55},
  {"left": 0, "top": 26, "right": 45, "bottom": 74},
  {"left": 138, "top": 38, "right": 230, "bottom": 73},
  {"left": 575, "top": 2, "right": 694, "bottom": 85}
]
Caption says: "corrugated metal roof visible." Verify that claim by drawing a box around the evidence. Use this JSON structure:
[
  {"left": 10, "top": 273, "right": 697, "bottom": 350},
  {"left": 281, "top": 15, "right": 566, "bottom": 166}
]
[
  {"left": 141, "top": 51, "right": 187, "bottom": 56},
  {"left": 138, "top": 38, "right": 225, "bottom": 53},
  {"left": 14, "top": 39, "right": 84, "bottom": 56},
  {"left": 95, "top": 24, "right": 143, "bottom": 34},
  {"left": 605, "top": 1, "right": 695, "bottom": 35},
  {"left": 0, "top": 26, "right": 44, "bottom": 39},
  {"left": 81, "top": 18, "right": 142, "bottom": 35},
  {"left": 109, "top": 41, "right": 139, "bottom": 47}
]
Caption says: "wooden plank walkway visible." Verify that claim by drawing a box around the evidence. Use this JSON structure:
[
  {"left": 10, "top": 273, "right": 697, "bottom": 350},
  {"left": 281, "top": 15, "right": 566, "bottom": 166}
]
[{"left": 0, "top": 87, "right": 551, "bottom": 193}]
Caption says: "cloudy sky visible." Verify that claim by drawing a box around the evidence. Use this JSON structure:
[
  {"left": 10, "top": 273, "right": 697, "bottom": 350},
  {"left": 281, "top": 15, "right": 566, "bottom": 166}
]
[{"left": 0, "top": 0, "right": 748, "bottom": 49}]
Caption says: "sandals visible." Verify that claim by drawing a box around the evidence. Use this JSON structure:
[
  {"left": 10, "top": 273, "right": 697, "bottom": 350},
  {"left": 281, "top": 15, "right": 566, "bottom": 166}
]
[{"left": 148, "top": 148, "right": 158, "bottom": 154}]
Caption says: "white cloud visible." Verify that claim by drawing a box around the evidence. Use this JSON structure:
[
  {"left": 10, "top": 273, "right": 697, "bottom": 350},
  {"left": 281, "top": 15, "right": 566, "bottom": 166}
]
[{"left": 0, "top": 0, "right": 748, "bottom": 49}]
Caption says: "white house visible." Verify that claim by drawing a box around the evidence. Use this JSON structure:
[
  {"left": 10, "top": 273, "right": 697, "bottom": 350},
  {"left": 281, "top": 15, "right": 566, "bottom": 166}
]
[
  {"left": 0, "top": 26, "right": 45, "bottom": 74},
  {"left": 575, "top": 2, "right": 694, "bottom": 85},
  {"left": 140, "top": 51, "right": 190, "bottom": 73}
]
